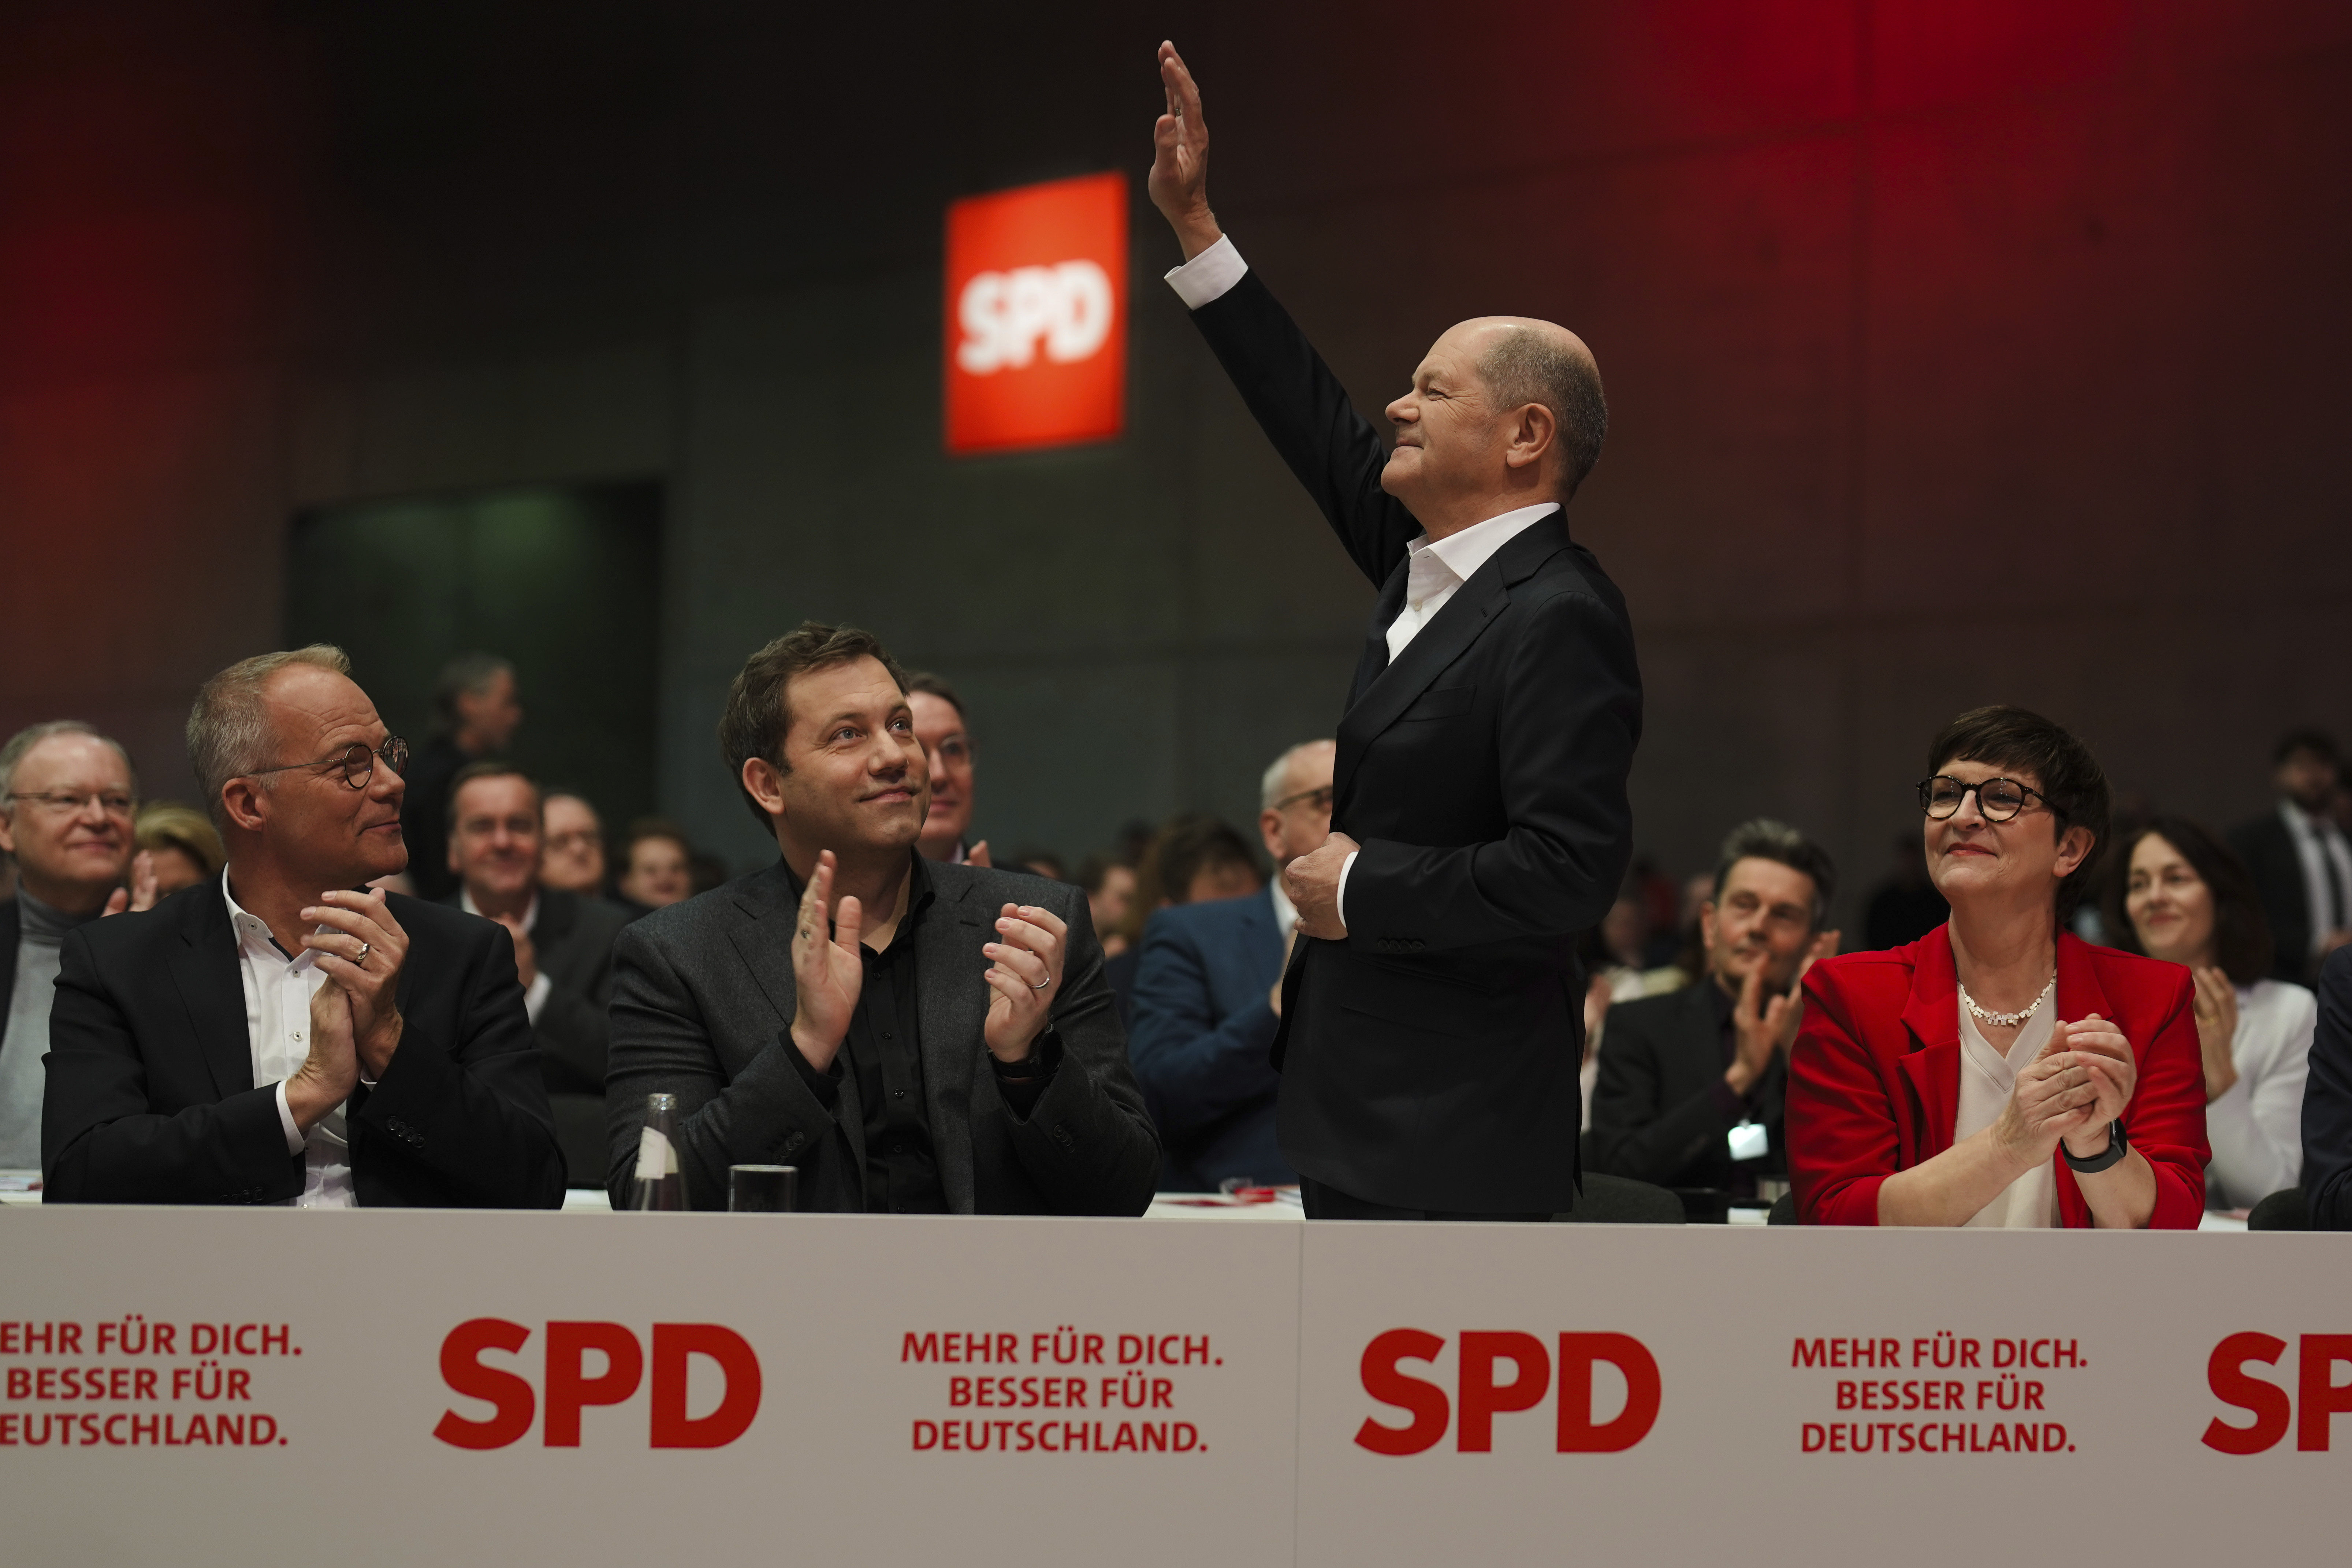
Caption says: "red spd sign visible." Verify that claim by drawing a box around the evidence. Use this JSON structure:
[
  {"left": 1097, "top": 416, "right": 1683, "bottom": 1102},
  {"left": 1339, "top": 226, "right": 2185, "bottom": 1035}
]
[{"left": 944, "top": 172, "right": 1127, "bottom": 454}]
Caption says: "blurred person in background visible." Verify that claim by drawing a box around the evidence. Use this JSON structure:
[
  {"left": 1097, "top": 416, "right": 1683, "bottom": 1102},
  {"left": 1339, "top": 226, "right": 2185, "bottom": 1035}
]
[
  {"left": 539, "top": 791, "right": 608, "bottom": 897},
  {"left": 1, "top": 722, "right": 143, "bottom": 1171},
  {"left": 1078, "top": 853, "right": 1136, "bottom": 957},
  {"left": 44, "top": 646, "right": 562, "bottom": 1207},
  {"left": 2306, "top": 948, "right": 2352, "bottom": 1229},
  {"left": 1128, "top": 741, "right": 1332, "bottom": 1191},
  {"left": 1010, "top": 849, "right": 1067, "bottom": 882},
  {"left": 134, "top": 801, "right": 225, "bottom": 896},
  {"left": 907, "top": 673, "right": 989, "bottom": 867},
  {"left": 689, "top": 850, "right": 731, "bottom": 897},
  {"left": 1107, "top": 813, "right": 1264, "bottom": 1023},
  {"left": 2230, "top": 729, "right": 2352, "bottom": 985},
  {"left": 2104, "top": 817, "right": 2308, "bottom": 1210},
  {"left": 443, "top": 761, "right": 633, "bottom": 1188},
  {"left": 401, "top": 652, "right": 522, "bottom": 903},
  {"left": 1589, "top": 820, "right": 1837, "bottom": 1202},
  {"left": 616, "top": 817, "right": 693, "bottom": 915},
  {"left": 1861, "top": 831, "right": 1949, "bottom": 951}
]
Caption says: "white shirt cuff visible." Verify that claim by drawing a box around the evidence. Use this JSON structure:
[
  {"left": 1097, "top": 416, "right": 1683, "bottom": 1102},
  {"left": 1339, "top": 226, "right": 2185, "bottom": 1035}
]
[
  {"left": 1163, "top": 234, "right": 1248, "bottom": 310},
  {"left": 522, "top": 970, "right": 553, "bottom": 1025},
  {"left": 1335, "top": 850, "right": 1359, "bottom": 933},
  {"left": 273, "top": 1081, "right": 304, "bottom": 1155}
]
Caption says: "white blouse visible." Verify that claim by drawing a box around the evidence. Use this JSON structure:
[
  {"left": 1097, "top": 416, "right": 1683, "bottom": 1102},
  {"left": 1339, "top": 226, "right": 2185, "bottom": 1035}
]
[
  {"left": 2204, "top": 979, "right": 2314, "bottom": 1210},
  {"left": 1954, "top": 999, "right": 2058, "bottom": 1228}
]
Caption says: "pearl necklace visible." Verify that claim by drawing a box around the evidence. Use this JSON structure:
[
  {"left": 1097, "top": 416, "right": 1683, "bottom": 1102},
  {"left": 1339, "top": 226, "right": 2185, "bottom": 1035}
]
[{"left": 1960, "top": 975, "right": 2055, "bottom": 1030}]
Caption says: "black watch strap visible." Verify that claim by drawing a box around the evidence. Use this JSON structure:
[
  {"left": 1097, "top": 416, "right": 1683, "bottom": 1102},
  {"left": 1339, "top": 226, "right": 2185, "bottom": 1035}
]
[{"left": 2062, "top": 1117, "right": 2129, "bottom": 1174}]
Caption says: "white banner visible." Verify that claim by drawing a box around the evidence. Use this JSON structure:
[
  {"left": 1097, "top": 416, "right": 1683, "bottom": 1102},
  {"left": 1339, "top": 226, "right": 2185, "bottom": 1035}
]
[{"left": 0, "top": 1209, "right": 2342, "bottom": 1566}]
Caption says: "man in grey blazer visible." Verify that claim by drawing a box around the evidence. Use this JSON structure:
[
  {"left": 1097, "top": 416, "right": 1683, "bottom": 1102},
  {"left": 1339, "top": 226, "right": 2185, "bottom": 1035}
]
[{"left": 604, "top": 622, "right": 1159, "bottom": 1214}]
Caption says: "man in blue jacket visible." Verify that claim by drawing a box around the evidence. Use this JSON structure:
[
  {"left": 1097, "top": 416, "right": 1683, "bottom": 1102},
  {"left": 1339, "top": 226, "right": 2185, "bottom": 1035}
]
[{"left": 1129, "top": 740, "right": 1333, "bottom": 1191}]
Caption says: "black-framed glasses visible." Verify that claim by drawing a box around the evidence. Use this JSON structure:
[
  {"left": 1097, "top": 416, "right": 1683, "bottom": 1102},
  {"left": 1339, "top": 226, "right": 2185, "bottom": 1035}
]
[
  {"left": 246, "top": 737, "right": 409, "bottom": 791},
  {"left": 1272, "top": 786, "right": 1334, "bottom": 814},
  {"left": 1917, "top": 774, "right": 2061, "bottom": 824}
]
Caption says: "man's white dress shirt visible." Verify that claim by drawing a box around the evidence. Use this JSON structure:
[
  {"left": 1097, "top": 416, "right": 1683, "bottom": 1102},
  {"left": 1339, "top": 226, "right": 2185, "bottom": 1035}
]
[
  {"left": 1167, "top": 236, "right": 1561, "bottom": 930},
  {"left": 221, "top": 871, "right": 353, "bottom": 1208},
  {"left": 2279, "top": 800, "right": 2352, "bottom": 960},
  {"left": 458, "top": 887, "right": 551, "bottom": 1022}
]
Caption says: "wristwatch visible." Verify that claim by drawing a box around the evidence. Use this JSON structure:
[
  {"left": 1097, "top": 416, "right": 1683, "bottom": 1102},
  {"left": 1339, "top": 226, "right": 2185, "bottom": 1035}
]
[{"left": 2061, "top": 1118, "right": 2130, "bottom": 1174}]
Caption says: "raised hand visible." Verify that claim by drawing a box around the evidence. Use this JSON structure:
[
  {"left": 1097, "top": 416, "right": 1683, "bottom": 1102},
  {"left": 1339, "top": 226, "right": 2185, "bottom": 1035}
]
[
  {"left": 492, "top": 912, "right": 539, "bottom": 991},
  {"left": 788, "top": 850, "right": 865, "bottom": 1072},
  {"left": 101, "top": 851, "right": 159, "bottom": 917},
  {"left": 1149, "top": 41, "right": 1222, "bottom": 260},
  {"left": 303, "top": 888, "right": 408, "bottom": 1080},
  {"left": 966, "top": 839, "right": 993, "bottom": 869},
  {"left": 2189, "top": 966, "right": 2239, "bottom": 1103},
  {"left": 1726, "top": 967, "right": 1797, "bottom": 1094},
  {"left": 983, "top": 902, "right": 1067, "bottom": 1061}
]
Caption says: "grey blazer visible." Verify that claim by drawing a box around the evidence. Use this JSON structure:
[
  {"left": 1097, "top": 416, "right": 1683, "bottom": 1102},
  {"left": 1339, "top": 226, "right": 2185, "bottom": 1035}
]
[{"left": 604, "top": 857, "right": 1160, "bottom": 1214}]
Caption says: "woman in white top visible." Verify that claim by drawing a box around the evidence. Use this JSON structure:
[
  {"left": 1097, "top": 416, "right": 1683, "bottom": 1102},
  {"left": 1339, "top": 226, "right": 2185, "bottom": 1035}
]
[{"left": 2104, "top": 816, "right": 2312, "bottom": 1209}]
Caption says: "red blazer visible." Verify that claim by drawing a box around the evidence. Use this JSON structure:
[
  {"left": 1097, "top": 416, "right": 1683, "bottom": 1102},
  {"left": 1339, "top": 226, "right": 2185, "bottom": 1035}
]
[{"left": 1787, "top": 928, "right": 2208, "bottom": 1228}]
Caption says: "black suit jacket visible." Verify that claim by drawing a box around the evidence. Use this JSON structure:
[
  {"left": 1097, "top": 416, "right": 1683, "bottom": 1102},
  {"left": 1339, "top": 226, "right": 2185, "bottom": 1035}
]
[
  {"left": 604, "top": 857, "right": 1161, "bottom": 1215},
  {"left": 1588, "top": 981, "right": 1785, "bottom": 1191},
  {"left": 1189, "top": 269, "right": 1643, "bottom": 1213},
  {"left": 43, "top": 880, "right": 564, "bottom": 1206},
  {"left": 441, "top": 886, "right": 632, "bottom": 1185},
  {"left": 2305, "top": 946, "right": 2352, "bottom": 1229},
  {"left": 2231, "top": 809, "right": 2317, "bottom": 983},
  {"left": 398, "top": 735, "right": 471, "bottom": 904}
]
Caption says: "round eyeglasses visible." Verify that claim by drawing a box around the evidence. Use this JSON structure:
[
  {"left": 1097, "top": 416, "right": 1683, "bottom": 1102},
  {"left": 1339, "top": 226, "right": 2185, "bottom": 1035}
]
[
  {"left": 1916, "top": 774, "right": 2059, "bottom": 823},
  {"left": 245, "top": 737, "right": 410, "bottom": 791}
]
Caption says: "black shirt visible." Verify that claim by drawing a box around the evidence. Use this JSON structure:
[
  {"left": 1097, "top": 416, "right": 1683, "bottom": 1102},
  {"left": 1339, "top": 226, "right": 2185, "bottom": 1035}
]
[
  {"left": 1701, "top": 977, "right": 1788, "bottom": 1198},
  {"left": 779, "top": 854, "right": 1054, "bottom": 1214}
]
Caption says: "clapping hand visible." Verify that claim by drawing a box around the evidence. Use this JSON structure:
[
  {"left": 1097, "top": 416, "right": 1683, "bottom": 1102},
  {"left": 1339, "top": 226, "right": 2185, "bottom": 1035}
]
[
  {"left": 303, "top": 889, "right": 408, "bottom": 1081},
  {"left": 789, "top": 850, "right": 865, "bottom": 1072},
  {"left": 1994, "top": 1015, "right": 2137, "bottom": 1169},
  {"left": 101, "top": 852, "right": 158, "bottom": 917},
  {"left": 983, "top": 903, "right": 1067, "bottom": 1062},
  {"left": 2189, "top": 966, "right": 2239, "bottom": 1103}
]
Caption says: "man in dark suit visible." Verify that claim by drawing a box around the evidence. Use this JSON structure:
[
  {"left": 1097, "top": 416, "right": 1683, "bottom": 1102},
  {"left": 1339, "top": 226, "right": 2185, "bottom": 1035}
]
[
  {"left": 1147, "top": 45, "right": 1642, "bottom": 1219},
  {"left": 1128, "top": 740, "right": 1333, "bottom": 1190},
  {"left": 399, "top": 652, "right": 522, "bottom": 903},
  {"left": 2229, "top": 729, "right": 2352, "bottom": 985},
  {"left": 2303, "top": 946, "right": 2352, "bottom": 1229},
  {"left": 442, "top": 760, "right": 632, "bottom": 1187},
  {"left": 43, "top": 646, "right": 564, "bottom": 1207},
  {"left": 604, "top": 622, "right": 1159, "bottom": 1214},
  {"left": 1589, "top": 821, "right": 1838, "bottom": 1199}
]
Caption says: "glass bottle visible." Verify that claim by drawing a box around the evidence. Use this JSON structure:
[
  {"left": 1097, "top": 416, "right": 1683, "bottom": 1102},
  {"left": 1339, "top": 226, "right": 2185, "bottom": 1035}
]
[{"left": 633, "top": 1093, "right": 687, "bottom": 1211}]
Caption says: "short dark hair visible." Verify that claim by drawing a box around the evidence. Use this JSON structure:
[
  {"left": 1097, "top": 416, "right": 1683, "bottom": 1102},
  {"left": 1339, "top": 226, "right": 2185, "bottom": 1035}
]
[
  {"left": 444, "top": 760, "right": 539, "bottom": 831},
  {"left": 1478, "top": 327, "right": 1608, "bottom": 499},
  {"left": 2273, "top": 727, "right": 2341, "bottom": 769},
  {"left": 905, "top": 672, "right": 966, "bottom": 721},
  {"left": 434, "top": 652, "right": 513, "bottom": 728},
  {"left": 1124, "top": 813, "right": 1261, "bottom": 943},
  {"left": 2100, "top": 816, "right": 2274, "bottom": 986},
  {"left": 1926, "top": 705, "right": 2111, "bottom": 920},
  {"left": 717, "top": 622, "right": 909, "bottom": 829},
  {"left": 1075, "top": 851, "right": 1130, "bottom": 894},
  {"left": 1711, "top": 818, "right": 1836, "bottom": 931}
]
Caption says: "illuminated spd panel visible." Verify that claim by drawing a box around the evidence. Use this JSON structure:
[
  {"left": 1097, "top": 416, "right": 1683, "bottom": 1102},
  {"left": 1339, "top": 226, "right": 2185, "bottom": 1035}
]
[{"left": 944, "top": 172, "right": 1127, "bottom": 454}]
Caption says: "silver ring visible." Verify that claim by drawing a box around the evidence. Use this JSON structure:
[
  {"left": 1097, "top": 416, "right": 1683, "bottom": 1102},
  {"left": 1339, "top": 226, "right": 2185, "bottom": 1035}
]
[
  {"left": 356, "top": 942, "right": 372, "bottom": 963},
  {"left": 1028, "top": 975, "right": 1051, "bottom": 990}
]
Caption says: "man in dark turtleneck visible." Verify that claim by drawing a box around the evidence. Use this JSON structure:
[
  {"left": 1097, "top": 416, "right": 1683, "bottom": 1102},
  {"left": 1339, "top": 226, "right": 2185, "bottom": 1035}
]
[{"left": 0, "top": 722, "right": 141, "bottom": 1170}]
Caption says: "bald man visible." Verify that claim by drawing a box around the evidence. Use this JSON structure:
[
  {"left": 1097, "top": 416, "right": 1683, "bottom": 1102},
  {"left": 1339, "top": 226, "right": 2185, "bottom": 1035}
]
[{"left": 1148, "top": 43, "right": 1642, "bottom": 1221}]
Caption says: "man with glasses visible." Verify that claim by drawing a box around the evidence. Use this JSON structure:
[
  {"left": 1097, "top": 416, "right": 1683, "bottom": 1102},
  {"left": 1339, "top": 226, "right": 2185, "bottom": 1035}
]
[
  {"left": 0, "top": 722, "right": 145, "bottom": 1172},
  {"left": 907, "top": 673, "right": 990, "bottom": 868},
  {"left": 1128, "top": 740, "right": 1334, "bottom": 1191},
  {"left": 42, "top": 645, "right": 563, "bottom": 1207}
]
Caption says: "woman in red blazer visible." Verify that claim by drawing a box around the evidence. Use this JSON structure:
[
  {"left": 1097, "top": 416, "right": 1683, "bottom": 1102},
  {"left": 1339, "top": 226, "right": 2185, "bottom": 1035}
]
[{"left": 1789, "top": 708, "right": 2207, "bottom": 1228}]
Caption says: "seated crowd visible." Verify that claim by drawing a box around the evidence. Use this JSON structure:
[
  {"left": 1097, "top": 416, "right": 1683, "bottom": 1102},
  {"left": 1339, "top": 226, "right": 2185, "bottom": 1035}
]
[{"left": 3, "top": 633, "right": 2349, "bottom": 1227}]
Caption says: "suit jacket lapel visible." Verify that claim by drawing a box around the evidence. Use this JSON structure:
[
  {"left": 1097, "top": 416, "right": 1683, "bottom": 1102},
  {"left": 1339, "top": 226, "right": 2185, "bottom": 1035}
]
[
  {"left": 727, "top": 860, "right": 867, "bottom": 1187},
  {"left": 1897, "top": 927, "right": 1962, "bottom": 1157},
  {"left": 1345, "top": 559, "right": 1410, "bottom": 709},
  {"left": 170, "top": 883, "right": 256, "bottom": 1101},
  {"left": 916, "top": 870, "right": 989, "bottom": 1215},
  {"left": 1332, "top": 515, "right": 1570, "bottom": 807}
]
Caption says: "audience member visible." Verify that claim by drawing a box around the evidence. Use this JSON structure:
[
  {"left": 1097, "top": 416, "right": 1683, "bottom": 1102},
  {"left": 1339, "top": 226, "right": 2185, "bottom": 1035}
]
[
  {"left": 2229, "top": 729, "right": 2352, "bottom": 985},
  {"left": 444, "top": 761, "right": 633, "bottom": 1188},
  {"left": 401, "top": 652, "right": 524, "bottom": 903},
  {"left": 605, "top": 622, "right": 1158, "bottom": 1213},
  {"left": 1107, "top": 813, "right": 1264, "bottom": 1021},
  {"left": 2304, "top": 947, "right": 2352, "bottom": 1229},
  {"left": 1788, "top": 706, "right": 2206, "bottom": 1228},
  {"left": 133, "top": 801, "right": 224, "bottom": 896},
  {"left": 1, "top": 722, "right": 142, "bottom": 1172},
  {"left": 1011, "top": 849, "right": 1068, "bottom": 882},
  {"left": 1128, "top": 741, "right": 1332, "bottom": 1191},
  {"left": 44, "top": 646, "right": 562, "bottom": 1206},
  {"left": 1589, "top": 819, "right": 1838, "bottom": 1201},
  {"left": 907, "top": 673, "right": 990, "bottom": 866},
  {"left": 2104, "top": 817, "right": 2309, "bottom": 1209},
  {"left": 689, "top": 849, "right": 731, "bottom": 896},
  {"left": 616, "top": 817, "right": 693, "bottom": 913},
  {"left": 539, "top": 790, "right": 608, "bottom": 896},
  {"left": 1861, "top": 831, "right": 1948, "bottom": 950},
  {"left": 1078, "top": 853, "right": 1137, "bottom": 957}
]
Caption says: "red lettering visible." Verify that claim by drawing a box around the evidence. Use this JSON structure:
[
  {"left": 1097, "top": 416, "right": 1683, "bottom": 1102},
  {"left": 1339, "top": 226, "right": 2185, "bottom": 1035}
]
[
  {"left": 1556, "top": 1333, "right": 1660, "bottom": 1453},
  {"left": 433, "top": 1318, "right": 536, "bottom": 1450},
  {"left": 2297, "top": 1334, "right": 2352, "bottom": 1453},
  {"left": 649, "top": 1324, "right": 760, "bottom": 1449},
  {"left": 543, "top": 1322, "right": 643, "bottom": 1447},
  {"left": 2203, "top": 1332, "right": 2290, "bottom": 1455},
  {"left": 1354, "top": 1329, "right": 1449, "bottom": 1456},
  {"left": 1456, "top": 1332, "right": 1549, "bottom": 1452}
]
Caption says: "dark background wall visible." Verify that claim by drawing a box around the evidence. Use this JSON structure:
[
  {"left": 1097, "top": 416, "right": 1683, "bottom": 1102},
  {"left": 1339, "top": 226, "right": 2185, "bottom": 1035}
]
[{"left": 4, "top": 1, "right": 2348, "bottom": 923}]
